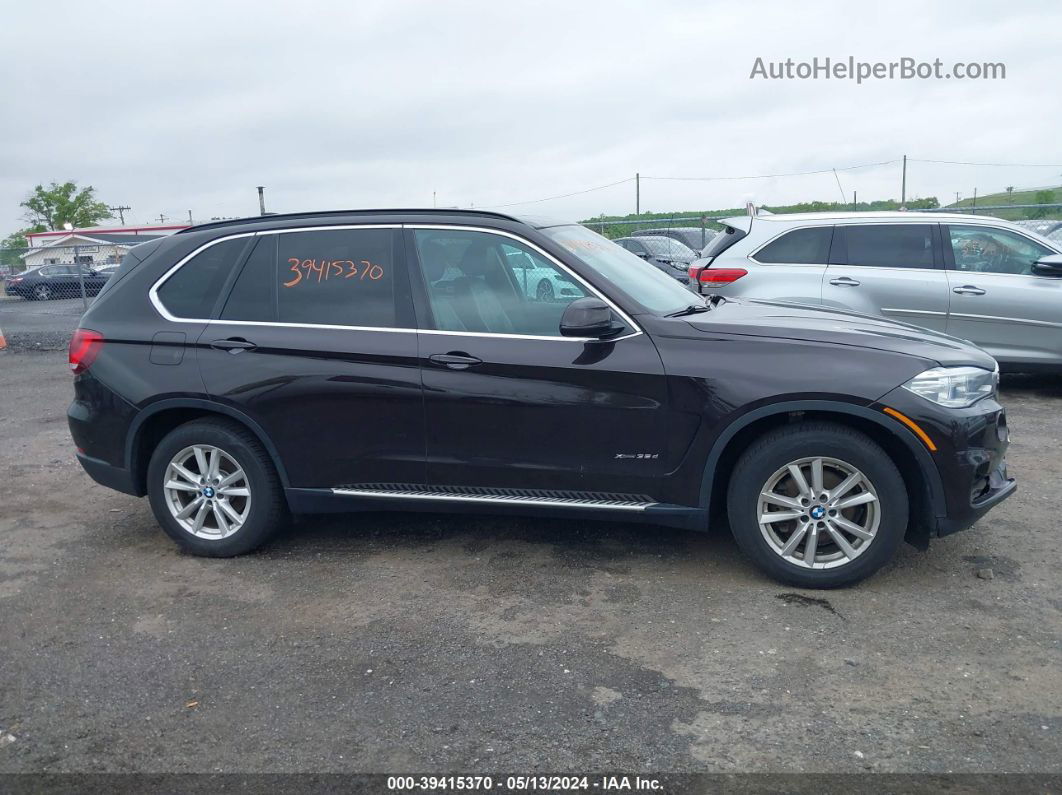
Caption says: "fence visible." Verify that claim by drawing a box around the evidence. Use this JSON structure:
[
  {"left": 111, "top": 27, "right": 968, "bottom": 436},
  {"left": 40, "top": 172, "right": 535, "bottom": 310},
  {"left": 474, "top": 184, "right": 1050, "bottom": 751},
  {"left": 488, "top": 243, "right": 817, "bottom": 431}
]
[
  {"left": 0, "top": 245, "right": 120, "bottom": 351},
  {"left": 2, "top": 204, "right": 1060, "bottom": 350}
]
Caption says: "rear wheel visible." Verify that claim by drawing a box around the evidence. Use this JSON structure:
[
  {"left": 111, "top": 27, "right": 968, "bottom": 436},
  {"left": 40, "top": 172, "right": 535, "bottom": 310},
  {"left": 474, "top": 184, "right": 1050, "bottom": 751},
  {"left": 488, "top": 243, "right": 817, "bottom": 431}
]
[
  {"left": 727, "top": 422, "right": 908, "bottom": 588},
  {"left": 147, "top": 418, "right": 288, "bottom": 556},
  {"left": 536, "top": 280, "right": 555, "bottom": 301},
  {"left": 33, "top": 284, "right": 51, "bottom": 301}
]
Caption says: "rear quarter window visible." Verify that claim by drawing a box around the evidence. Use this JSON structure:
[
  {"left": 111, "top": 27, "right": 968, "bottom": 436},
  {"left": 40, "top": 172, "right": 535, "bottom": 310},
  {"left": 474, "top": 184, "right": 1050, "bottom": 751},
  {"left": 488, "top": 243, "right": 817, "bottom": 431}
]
[
  {"left": 156, "top": 237, "right": 250, "bottom": 318},
  {"left": 754, "top": 226, "right": 833, "bottom": 264}
]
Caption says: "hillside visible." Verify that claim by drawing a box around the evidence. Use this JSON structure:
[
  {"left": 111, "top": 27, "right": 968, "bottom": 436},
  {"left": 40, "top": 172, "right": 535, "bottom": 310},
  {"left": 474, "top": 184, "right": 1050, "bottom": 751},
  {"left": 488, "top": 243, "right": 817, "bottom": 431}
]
[
  {"left": 947, "top": 186, "right": 1061, "bottom": 220},
  {"left": 582, "top": 198, "right": 941, "bottom": 238}
]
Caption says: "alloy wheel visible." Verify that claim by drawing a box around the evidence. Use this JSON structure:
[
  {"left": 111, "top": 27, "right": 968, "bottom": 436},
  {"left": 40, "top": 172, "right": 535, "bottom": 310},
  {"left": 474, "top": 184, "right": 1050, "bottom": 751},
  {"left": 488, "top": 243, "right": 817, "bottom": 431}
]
[
  {"left": 162, "top": 444, "right": 251, "bottom": 540},
  {"left": 756, "top": 456, "right": 879, "bottom": 569}
]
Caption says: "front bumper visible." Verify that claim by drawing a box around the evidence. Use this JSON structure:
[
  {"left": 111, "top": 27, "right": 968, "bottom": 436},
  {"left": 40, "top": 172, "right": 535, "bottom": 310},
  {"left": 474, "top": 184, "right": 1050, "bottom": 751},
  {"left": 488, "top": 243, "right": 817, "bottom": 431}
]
[{"left": 877, "top": 388, "right": 1015, "bottom": 538}]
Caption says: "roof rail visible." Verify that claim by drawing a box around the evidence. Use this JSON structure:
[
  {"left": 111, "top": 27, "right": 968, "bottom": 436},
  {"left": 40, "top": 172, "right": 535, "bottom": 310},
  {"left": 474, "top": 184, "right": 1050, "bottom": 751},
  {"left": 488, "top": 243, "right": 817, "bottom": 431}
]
[{"left": 178, "top": 208, "right": 525, "bottom": 234}]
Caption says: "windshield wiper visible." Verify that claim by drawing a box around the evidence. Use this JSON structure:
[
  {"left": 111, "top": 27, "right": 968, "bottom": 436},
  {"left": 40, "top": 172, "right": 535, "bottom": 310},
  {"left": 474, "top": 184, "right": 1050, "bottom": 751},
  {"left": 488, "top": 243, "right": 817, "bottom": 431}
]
[{"left": 666, "top": 302, "right": 711, "bottom": 317}]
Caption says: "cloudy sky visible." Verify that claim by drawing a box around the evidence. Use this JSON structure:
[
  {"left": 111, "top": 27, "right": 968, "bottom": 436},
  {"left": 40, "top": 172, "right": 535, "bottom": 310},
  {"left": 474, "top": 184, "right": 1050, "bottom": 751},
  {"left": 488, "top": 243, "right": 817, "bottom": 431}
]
[{"left": 1, "top": 0, "right": 1060, "bottom": 233}]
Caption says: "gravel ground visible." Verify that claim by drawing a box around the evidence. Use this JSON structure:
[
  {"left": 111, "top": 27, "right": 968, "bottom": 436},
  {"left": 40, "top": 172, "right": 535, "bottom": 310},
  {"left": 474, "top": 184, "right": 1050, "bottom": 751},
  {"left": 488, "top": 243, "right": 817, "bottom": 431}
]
[
  {"left": 0, "top": 295, "right": 86, "bottom": 351},
  {"left": 0, "top": 350, "right": 1059, "bottom": 776}
]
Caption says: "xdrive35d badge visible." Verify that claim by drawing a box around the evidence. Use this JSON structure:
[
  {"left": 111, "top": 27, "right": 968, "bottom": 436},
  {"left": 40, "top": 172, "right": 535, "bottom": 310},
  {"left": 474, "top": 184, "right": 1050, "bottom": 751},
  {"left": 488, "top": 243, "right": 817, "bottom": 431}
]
[{"left": 68, "top": 208, "right": 1014, "bottom": 588}]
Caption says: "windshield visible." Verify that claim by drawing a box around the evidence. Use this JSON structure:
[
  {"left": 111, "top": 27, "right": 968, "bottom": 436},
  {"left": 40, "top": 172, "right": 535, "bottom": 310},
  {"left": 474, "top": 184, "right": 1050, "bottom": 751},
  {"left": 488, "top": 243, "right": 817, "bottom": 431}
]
[
  {"left": 543, "top": 225, "right": 698, "bottom": 315},
  {"left": 640, "top": 236, "right": 696, "bottom": 258}
]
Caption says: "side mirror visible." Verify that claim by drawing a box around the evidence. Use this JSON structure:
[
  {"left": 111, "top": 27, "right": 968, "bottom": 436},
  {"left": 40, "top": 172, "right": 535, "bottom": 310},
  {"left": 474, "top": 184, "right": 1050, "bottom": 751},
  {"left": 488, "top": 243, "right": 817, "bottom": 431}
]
[
  {"left": 559, "top": 297, "right": 622, "bottom": 339},
  {"left": 1032, "top": 253, "right": 1062, "bottom": 277}
]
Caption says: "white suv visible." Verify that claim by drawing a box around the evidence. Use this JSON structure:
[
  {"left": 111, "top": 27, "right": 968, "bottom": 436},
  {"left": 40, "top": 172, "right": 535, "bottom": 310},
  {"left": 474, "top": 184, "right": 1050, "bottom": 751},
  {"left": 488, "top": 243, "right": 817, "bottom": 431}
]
[{"left": 688, "top": 211, "right": 1062, "bottom": 371}]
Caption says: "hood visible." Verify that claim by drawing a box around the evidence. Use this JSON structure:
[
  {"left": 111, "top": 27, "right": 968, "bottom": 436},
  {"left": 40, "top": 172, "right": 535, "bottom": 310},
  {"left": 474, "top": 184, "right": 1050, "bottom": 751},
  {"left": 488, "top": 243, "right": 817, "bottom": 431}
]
[{"left": 680, "top": 298, "right": 997, "bottom": 370}]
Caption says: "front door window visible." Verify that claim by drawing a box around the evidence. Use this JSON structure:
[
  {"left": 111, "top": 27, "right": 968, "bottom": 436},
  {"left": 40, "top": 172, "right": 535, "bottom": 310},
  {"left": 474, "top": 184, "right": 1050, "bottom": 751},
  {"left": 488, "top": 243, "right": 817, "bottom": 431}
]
[{"left": 412, "top": 229, "right": 587, "bottom": 336}]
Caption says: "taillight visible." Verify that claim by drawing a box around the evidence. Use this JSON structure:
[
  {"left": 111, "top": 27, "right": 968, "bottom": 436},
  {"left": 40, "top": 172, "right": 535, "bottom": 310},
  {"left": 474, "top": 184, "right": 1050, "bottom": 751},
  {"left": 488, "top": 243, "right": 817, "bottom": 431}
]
[
  {"left": 697, "top": 268, "right": 748, "bottom": 285},
  {"left": 69, "top": 329, "right": 104, "bottom": 374}
]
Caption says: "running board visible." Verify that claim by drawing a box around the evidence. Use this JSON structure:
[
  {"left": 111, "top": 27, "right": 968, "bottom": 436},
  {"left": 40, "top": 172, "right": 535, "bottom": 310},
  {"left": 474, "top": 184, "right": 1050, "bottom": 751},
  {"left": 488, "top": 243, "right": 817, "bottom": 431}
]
[{"left": 330, "top": 485, "right": 657, "bottom": 511}]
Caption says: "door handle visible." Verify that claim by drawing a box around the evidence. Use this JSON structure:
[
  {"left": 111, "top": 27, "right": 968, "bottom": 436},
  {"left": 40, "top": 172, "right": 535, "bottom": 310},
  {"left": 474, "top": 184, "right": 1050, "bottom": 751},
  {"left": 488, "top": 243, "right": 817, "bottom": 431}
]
[
  {"left": 210, "top": 337, "right": 257, "bottom": 353},
  {"left": 828, "top": 276, "right": 861, "bottom": 287},
  {"left": 429, "top": 352, "right": 483, "bottom": 370},
  {"left": 952, "top": 285, "right": 986, "bottom": 296}
]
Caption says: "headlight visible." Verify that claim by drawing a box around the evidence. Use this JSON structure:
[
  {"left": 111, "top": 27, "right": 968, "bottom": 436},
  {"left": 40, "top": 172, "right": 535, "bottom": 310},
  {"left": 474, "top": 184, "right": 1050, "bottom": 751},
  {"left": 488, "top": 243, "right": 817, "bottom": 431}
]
[{"left": 902, "top": 366, "right": 998, "bottom": 408}]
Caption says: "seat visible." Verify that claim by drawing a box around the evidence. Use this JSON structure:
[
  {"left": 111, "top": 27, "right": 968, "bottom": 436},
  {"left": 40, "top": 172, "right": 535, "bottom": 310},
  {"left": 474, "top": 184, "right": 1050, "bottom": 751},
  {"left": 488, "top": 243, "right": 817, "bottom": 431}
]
[{"left": 446, "top": 242, "right": 516, "bottom": 334}]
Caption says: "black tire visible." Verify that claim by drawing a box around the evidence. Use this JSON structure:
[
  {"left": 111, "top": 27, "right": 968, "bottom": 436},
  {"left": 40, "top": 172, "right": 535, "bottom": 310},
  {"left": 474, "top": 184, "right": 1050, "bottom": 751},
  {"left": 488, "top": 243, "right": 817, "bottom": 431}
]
[
  {"left": 727, "top": 422, "right": 908, "bottom": 588},
  {"left": 32, "top": 285, "right": 50, "bottom": 301},
  {"left": 147, "top": 418, "right": 288, "bottom": 556}
]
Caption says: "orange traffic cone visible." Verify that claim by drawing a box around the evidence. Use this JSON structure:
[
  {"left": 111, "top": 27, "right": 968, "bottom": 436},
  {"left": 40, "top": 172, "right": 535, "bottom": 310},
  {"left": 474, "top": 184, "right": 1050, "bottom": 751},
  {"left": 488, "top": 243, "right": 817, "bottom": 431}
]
[{"left": 0, "top": 327, "right": 6, "bottom": 350}]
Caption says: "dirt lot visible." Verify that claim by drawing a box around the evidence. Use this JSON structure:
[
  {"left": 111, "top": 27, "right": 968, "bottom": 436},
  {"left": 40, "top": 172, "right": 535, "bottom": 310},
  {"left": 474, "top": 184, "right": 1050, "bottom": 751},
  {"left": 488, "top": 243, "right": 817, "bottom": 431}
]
[{"left": 0, "top": 350, "right": 1059, "bottom": 775}]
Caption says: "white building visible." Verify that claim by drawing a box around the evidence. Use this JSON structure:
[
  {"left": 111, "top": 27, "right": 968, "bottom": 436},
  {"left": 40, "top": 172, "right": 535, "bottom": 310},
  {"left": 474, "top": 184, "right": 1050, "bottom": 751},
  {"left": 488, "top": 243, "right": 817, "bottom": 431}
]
[{"left": 19, "top": 224, "right": 189, "bottom": 270}]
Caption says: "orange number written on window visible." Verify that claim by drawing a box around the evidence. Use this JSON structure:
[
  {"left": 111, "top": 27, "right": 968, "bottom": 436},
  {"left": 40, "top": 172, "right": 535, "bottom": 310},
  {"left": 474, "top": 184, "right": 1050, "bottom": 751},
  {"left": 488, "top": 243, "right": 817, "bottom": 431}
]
[{"left": 283, "top": 258, "right": 385, "bottom": 288}]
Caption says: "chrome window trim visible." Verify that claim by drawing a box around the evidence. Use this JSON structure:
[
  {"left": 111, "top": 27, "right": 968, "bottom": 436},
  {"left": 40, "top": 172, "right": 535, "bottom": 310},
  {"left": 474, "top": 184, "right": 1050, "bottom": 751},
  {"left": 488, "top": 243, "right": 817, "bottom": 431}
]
[{"left": 148, "top": 223, "right": 642, "bottom": 343}]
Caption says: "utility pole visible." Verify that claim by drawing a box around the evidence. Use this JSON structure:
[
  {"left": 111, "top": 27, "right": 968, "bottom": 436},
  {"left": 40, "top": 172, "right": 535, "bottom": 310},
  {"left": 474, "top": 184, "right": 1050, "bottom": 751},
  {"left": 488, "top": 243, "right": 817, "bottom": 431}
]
[
  {"left": 74, "top": 244, "right": 87, "bottom": 311},
  {"left": 955, "top": 191, "right": 961, "bottom": 207},
  {"left": 900, "top": 155, "right": 907, "bottom": 210},
  {"left": 635, "top": 172, "right": 640, "bottom": 216},
  {"left": 108, "top": 205, "right": 130, "bottom": 225},
  {"left": 257, "top": 186, "right": 266, "bottom": 216},
  {"left": 157, "top": 213, "right": 167, "bottom": 224},
  {"left": 972, "top": 187, "right": 978, "bottom": 215},
  {"left": 433, "top": 191, "right": 436, "bottom": 208},
  {"left": 852, "top": 191, "right": 857, "bottom": 212}
]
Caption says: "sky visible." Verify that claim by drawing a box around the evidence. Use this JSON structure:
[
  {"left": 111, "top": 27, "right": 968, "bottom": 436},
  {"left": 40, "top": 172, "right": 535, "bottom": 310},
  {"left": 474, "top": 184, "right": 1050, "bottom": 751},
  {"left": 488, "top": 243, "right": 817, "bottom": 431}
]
[{"left": 1, "top": 0, "right": 1060, "bottom": 234}]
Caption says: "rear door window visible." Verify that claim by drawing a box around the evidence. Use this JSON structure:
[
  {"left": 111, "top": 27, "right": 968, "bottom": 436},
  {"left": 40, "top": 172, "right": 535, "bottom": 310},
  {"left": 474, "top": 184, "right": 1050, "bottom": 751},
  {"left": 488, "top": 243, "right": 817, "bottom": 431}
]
[
  {"left": 840, "top": 224, "right": 937, "bottom": 269},
  {"left": 275, "top": 228, "right": 404, "bottom": 328},
  {"left": 754, "top": 227, "right": 833, "bottom": 264},
  {"left": 221, "top": 236, "right": 277, "bottom": 322}
]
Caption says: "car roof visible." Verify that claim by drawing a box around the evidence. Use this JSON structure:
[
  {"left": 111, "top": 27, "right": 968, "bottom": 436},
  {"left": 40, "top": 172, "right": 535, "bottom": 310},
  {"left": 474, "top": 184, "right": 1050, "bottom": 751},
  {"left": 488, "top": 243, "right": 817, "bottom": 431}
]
[
  {"left": 717, "top": 211, "right": 1020, "bottom": 229},
  {"left": 179, "top": 208, "right": 574, "bottom": 235}
]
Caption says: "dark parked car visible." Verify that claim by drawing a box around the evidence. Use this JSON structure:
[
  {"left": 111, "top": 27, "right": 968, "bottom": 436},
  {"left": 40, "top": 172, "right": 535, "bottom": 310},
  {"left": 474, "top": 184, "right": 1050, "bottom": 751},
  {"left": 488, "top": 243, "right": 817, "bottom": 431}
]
[
  {"left": 614, "top": 235, "right": 697, "bottom": 283},
  {"left": 5, "top": 264, "right": 109, "bottom": 300},
  {"left": 68, "top": 209, "right": 1013, "bottom": 587},
  {"left": 633, "top": 226, "right": 715, "bottom": 252}
]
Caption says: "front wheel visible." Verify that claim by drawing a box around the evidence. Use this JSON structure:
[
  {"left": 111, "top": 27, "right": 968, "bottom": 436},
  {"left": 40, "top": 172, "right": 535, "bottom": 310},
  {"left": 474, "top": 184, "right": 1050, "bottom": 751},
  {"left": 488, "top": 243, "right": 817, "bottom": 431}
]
[
  {"left": 33, "top": 284, "right": 51, "bottom": 301},
  {"left": 727, "top": 422, "right": 908, "bottom": 588},
  {"left": 147, "top": 418, "right": 288, "bottom": 556},
  {"left": 536, "top": 280, "right": 555, "bottom": 301}
]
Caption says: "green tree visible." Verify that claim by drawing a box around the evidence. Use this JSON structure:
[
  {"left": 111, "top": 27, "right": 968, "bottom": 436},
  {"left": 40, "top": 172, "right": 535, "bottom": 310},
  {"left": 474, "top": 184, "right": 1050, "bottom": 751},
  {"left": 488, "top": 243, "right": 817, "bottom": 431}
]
[
  {"left": 20, "top": 181, "right": 112, "bottom": 231},
  {"left": 1030, "top": 189, "right": 1055, "bottom": 219},
  {"left": 1, "top": 227, "right": 43, "bottom": 268}
]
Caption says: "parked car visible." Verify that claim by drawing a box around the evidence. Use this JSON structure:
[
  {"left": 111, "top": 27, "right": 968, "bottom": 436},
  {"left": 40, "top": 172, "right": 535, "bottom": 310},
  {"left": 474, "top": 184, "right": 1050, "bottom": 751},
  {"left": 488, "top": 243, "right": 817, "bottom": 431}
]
[
  {"left": 503, "top": 247, "right": 583, "bottom": 301},
  {"left": 68, "top": 209, "right": 1012, "bottom": 588},
  {"left": 95, "top": 263, "right": 122, "bottom": 279},
  {"left": 633, "top": 226, "right": 715, "bottom": 253},
  {"left": 5, "top": 264, "right": 109, "bottom": 300},
  {"left": 615, "top": 235, "right": 696, "bottom": 283},
  {"left": 1049, "top": 227, "right": 1062, "bottom": 245},
  {"left": 688, "top": 211, "right": 1062, "bottom": 372}
]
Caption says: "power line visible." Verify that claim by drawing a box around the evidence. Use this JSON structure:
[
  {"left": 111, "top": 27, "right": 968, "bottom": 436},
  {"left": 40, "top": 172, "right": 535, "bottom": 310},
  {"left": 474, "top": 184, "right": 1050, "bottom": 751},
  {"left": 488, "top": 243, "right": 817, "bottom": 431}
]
[
  {"left": 487, "top": 177, "right": 635, "bottom": 209},
  {"left": 643, "top": 159, "right": 900, "bottom": 182},
  {"left": 910, "top": 158, "right": 1062, "bottom": 168}
]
